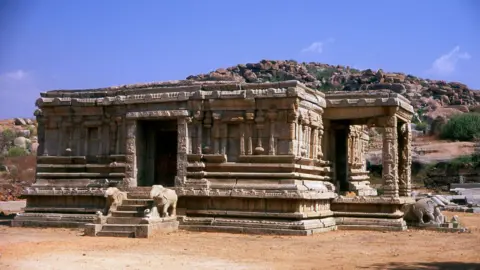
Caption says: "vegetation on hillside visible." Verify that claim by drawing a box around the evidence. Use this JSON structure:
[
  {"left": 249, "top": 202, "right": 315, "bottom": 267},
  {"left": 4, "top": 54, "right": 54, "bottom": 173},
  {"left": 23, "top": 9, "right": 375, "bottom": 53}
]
[{"left": 440, "top": 113, "right": 480, "bottom": 141}]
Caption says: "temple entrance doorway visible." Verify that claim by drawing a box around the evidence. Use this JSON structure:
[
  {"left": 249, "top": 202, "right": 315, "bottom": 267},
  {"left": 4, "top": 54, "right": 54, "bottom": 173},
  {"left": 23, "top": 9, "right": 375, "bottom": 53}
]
[
  {"left": 136, "top": 120, "right": 177, "bottom": 187},
  {"left": 332, "top": 121, "right": 350, "bottom": 193}
]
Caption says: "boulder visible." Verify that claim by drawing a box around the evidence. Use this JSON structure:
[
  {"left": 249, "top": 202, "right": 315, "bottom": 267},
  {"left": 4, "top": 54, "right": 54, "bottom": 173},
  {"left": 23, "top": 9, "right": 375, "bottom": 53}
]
[
  {"left": 14, "top": 118, "right": 26, "bottom": 126},
  {"left": 13, "top": 136, "right": 29, "bottom": 149}
]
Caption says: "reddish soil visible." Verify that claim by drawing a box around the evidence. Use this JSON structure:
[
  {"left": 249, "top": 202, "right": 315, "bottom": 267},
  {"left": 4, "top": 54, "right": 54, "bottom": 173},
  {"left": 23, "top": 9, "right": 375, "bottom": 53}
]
[{"left": 0, "top": 212, "right": 479, "bottom": 270}]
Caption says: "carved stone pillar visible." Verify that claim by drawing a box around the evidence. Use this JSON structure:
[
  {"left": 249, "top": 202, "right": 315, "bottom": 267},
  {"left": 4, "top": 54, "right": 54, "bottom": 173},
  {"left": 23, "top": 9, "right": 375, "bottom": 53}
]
[
  {"left": 220, "top": 123, "right": 227, "bottom": 155},
  {"left": 34, "top": 109, "right": 45, "bottom": 156},
  {"left": 398, "top": 122, "right": 412, "bottom": 197},
  {"left": 311, "top": 127, "right": 318, "bottom": 159},
  {"left": 203, "top": 111, "right": 212, "bottom": 154},
  {"left": 267, "top": 111, "right": 277, "bottom": 155},
  {"left": 317, "top": 128, "right": 324, "bottom": 160},
  {"left": 382, "top": 116, "right": 399, "bottom": 197},
  {"left": 287, "top": 109, "right": 297, "bottom": 155},
  {"left": 187, "top": 117, "right": 193, "bottom": 154},
  {"left": 175, "top": 117, "right": 189, "bottom": 186},
  {"left": 212, "top": 112, "right": 221, "bottom": 154},
  {"left": 193, "top": 111, "right": 203, "bottom": 155},
  {"left": 109, "top": 119, "right": 117, "bottom": 155},
  {"left": 301, "top": 123, "right": 308, "bottom": 157},
  {"left": 254, "top": 110, "right": 265, "bottom": 155},
  {"left": 240, "top": 122, "right": 246, "bottom": 155},
  {"left": 124, "top": 120, "right": 137, "bottom": 188},
  {"left": 322, "top": 121, "right": 330, "bottom": 161},
  {"left": 246, "top": 111, "right": 254, "bottom": 155}
]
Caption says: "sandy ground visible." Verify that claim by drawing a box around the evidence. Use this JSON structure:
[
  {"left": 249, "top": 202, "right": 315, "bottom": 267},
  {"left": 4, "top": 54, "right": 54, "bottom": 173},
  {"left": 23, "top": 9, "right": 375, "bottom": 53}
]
[
  {"left": 413, "top": 137, "right": 476, "bottom": 162},
  {"left": 0, "top": 213, "right": 479, "bottom": 270}
]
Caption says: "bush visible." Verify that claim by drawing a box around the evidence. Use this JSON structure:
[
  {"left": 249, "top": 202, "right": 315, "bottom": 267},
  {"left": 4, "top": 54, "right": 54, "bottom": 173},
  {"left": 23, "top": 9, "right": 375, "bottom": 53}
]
[
  {"left": 7, "top": 147, "right": 28, "bottom": 157},
  {"left": 415, "top": 122, "right": 428, "bottom": 132},
  {"left": 440, "top": 113, "right": 480, "bottom": 141}
]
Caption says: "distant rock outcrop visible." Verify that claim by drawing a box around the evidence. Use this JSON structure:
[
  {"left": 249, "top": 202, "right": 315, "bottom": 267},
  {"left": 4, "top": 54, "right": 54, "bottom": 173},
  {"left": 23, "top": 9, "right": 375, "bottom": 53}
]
[{"left": 186, "top": 60, "right": 480, "bottom": 115}]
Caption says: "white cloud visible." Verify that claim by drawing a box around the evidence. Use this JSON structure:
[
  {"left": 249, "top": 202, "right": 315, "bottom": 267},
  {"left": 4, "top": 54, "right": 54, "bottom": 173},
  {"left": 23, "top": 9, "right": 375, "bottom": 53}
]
[
  {"left": 0, "top": 70, "right": 28, "bottom": 81},
  {"left": 428, "top": 46, "right": 471, "bottom": 75},
  {"left": 301, "top": 38, "right": 335, "bottom": 54}
]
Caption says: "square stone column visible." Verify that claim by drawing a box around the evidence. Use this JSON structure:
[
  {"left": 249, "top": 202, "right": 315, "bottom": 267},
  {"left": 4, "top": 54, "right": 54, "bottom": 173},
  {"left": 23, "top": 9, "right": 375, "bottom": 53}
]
[
  {"left": 124, "top": 120, "right": 137, "bottom": 188},
  {"left": 398, "top": 121, "right": 412, "bottom": 196},
  {"left": 382, "top": 116, "right": 399, "bottom": 197},
  {"left": 175, "top": 117, "right": 189, "bottom": 187}
]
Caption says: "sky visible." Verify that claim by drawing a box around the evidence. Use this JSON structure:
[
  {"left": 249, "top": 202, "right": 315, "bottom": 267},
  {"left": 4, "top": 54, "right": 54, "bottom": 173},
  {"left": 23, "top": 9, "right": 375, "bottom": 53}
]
[{"left": 0, "top": 0, "right": 479, "bottom": 118}]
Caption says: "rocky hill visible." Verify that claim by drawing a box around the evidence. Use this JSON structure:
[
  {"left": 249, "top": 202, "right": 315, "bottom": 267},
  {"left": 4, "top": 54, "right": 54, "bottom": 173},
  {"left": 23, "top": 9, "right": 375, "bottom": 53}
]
[{"left": 187, "top": 60, "right": 480, "bottom": 124}]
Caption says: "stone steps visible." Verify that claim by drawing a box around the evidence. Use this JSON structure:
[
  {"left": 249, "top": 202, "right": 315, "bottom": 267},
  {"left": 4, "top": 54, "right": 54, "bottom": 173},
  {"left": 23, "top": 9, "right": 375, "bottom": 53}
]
[
  {"left": 116, "top": 205, "right": 149, "bottom": 212},
  {"left": 106, "top": 217, "right": 146, "bottom": 224},
  {"left": 101, "top": 224, "right": 137, "bottom": 232},
  {"left": 111, "top": 210, "right": 146, "bottom": 218},
  {"left": 96, "top": 231, "right": 135, "bottom": 238},
  {"left": 122, "top": 199, "right": 152, "bottom": 206},
  {"left": 85, "top": 190, "right": 178, "bottom": 238}
]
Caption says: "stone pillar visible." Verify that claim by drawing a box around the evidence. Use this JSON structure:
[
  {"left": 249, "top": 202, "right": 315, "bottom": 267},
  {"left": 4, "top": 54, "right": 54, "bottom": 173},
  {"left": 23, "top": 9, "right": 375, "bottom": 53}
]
[
  {"left": 124, "top": 120, "right": 137, "bottom": 188},
  {"left": 246, "top": 111, "right": 254, "bottom": 155},
  {"left": 34, "top": 109, "right": 45, "bottom": 156},
  {"left": 267, "top": 111, "right": 277, "bottom": 155},
  {"left": 317, "top": 127, "right": 324, "bottom": 160},
  {"left": 212, "top": 112, "right": 221, "bottom": 154},
  {"left": 398, "top": 122, "right": 412, "bottom": 197},
  {"left": 322, "top": 121, "right": 330, "bottom": 161},
  {"left": 187, "top": 118, "right": 193, "bottom": 154},
  {"left": 301, "top": 124, "right": 308, "bottom": 157},
  {"left": 287, "top": 109, "right": 297, "bottom": 155},
  {"left": 203, "top": 111, "right": 212, "bottom": 154},
  {"left": 311, "top": 127, "right": 318, "bottom": 159},
  {"left": 196, "top": 122, "right": 203, "bottom": 154},
  {"left": 382, "top": 116, "right": 399, "bottom": 197},
  {"left": 240, "top": 122, "right": 246, "bottom": 155},
  {"left": 254, "top": 110, "right": 265, "bottom": 155},
  {"left": 220, "top": 123, "right": 227, "bottom": 155},
  {"left": 175, "top": 117, "right": 189, "bottom": 186}
]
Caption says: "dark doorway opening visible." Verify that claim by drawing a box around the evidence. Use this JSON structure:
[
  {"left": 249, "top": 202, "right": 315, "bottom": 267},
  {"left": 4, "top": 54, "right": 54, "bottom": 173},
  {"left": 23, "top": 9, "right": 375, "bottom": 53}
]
[
  {"left": 136, "top": 120, "right": 177, "bottom": 187},
  {"left": 334, "top": 126, "right": 349, "bottom": 193}
]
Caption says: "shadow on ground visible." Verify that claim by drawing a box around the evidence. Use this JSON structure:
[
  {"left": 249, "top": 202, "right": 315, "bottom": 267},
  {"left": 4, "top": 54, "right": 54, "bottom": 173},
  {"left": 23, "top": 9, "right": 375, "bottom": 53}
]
[{"left": 365, "top": 262, "right": 480, "bottom": 270}]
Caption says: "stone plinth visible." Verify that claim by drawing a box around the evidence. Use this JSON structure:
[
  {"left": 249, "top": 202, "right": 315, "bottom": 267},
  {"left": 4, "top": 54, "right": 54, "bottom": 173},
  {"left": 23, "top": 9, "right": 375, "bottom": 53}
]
[{"left": 331, "top": 196, "right": 414, "bottom": 231}]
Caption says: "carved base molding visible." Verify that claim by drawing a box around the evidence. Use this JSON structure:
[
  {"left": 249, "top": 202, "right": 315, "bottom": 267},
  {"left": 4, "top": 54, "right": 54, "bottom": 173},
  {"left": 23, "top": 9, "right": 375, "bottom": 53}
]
[
  {"left": 335, "top": 217, "right": 407, "bottom": 231},
  {"left": 12, "top": 213, "right": 97, "bottom": 228},
  {"left": 179, "top": 216, "right": 337, "bottom": 236}
]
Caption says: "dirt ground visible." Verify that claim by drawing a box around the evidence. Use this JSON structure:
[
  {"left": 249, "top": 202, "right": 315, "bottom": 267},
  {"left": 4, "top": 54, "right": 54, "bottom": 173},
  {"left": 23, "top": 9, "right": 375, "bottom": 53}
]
[{"left": 0, "top": 213, "right": 479, "bottom": 270}]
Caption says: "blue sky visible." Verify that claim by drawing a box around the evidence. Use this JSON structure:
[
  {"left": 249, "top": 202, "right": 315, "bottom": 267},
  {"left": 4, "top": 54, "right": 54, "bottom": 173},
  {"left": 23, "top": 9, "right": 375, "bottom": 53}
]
[{"left": 0, "top": 0, "right": 478, "bottom": 118}]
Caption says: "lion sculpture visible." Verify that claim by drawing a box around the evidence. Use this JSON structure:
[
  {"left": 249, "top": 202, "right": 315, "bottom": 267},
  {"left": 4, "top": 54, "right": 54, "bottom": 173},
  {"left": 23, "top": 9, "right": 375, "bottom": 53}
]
[
  {"left": 147, "top": 185, "right": 178, "bottom": 218},
  {"left": 103, "top": 187, "right": 128, "bottom": 216},
  {"left": 403, "top": 197, "right": 445, "bottom": 225}
]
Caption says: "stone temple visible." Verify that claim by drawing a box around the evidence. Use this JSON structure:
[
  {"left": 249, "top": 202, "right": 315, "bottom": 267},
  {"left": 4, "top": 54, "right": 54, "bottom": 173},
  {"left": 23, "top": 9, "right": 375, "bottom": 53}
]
[{"left": 13, "top": 80, "right": 415, "bottom": 236}]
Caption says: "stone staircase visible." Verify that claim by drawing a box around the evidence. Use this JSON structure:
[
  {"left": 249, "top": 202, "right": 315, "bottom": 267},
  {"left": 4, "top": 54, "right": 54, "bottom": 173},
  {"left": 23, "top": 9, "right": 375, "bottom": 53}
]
[{"left": 85, "top": 187, "right": 178, "bottom": 238}]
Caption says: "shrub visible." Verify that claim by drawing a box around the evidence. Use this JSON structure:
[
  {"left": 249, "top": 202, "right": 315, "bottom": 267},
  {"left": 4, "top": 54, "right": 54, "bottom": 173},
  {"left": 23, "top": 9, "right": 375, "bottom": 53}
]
[
  {"left": 7, "top": 146, "right": 28, "bottom": 157},
  {"left": 414, "top": 122, "right": 428, "bottom": 132},
  {"left": 440, "top": 113, "right": 480, "bottom": 141}
]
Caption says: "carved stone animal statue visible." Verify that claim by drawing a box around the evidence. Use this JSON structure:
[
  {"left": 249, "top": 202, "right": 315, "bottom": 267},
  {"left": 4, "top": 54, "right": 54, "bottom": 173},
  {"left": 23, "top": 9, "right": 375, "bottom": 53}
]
[
  {"left": 403, "top": 197, "right": 445, "bottom": 225},
  {"left": 149, "top": 185, "right": 178, "bottom": 218},
  {"left": 103, "top": 187, "right": 128, "bottom": 216}
]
